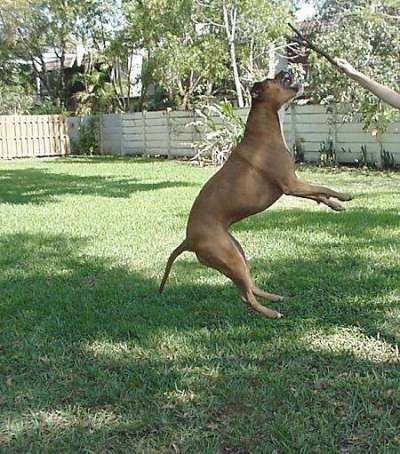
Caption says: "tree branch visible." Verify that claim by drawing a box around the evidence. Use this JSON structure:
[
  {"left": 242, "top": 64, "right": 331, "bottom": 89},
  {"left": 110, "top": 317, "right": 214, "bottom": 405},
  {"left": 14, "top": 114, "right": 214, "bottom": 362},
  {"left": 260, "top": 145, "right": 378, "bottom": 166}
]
[{"left": 287, "top": 22, "right": 339, "bottom": 68}]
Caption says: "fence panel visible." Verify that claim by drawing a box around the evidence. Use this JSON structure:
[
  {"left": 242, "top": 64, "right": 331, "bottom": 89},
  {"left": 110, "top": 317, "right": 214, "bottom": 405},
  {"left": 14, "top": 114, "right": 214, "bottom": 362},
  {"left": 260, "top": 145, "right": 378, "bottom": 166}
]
[
  {"left": 169, "top": 111, "right": 198, "bottom": 157},
  {"left": 121, "top": 112, "right": 145, "bottom": 155},
  {"left": 0, "top": 114, "right": 69, "bottom": 159},
  {"left": 101, "top": 114, "right": 122, "bottom": 154}
]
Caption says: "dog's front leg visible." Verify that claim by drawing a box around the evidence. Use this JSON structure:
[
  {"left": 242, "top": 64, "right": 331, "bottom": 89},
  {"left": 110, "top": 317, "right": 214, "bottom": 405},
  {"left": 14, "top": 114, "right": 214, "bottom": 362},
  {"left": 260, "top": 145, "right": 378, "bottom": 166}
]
[
  {"left": 308, "top": 195, "right": 345, "bottom": 211},
  {"left": 281, "top": 179, "right": 352, "bottom": 202}
]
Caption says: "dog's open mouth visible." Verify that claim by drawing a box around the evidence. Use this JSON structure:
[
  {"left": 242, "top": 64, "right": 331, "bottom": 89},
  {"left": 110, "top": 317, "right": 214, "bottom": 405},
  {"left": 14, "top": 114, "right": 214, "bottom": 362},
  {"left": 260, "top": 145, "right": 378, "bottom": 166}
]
[
  {"left": 277, "top": 71, "right": 302, "bottom": 94},
  {"left": 279, "top": 72, "right": 298, "bottom": 90},
  {"left": 281, "top": 72, "right": 293, "bottom": 87}
]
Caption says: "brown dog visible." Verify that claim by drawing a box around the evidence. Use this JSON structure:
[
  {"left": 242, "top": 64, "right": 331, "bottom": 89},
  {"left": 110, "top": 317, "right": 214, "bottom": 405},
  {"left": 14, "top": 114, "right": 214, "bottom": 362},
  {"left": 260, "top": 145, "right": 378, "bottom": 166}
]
[{"left": 160, "top": 71, "right": 352, "bottom": 319}]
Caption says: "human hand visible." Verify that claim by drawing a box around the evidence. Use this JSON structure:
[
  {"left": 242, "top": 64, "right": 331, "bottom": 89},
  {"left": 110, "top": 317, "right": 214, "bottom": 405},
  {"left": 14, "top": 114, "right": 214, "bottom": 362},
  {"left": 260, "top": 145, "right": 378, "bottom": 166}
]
[{"left": 334, "top": 58, "right": 359, "bottom": 77}]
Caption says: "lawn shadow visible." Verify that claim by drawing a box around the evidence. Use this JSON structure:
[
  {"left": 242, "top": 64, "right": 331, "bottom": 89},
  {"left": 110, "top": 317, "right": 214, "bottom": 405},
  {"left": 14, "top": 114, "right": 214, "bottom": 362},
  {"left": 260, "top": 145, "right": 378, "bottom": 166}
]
[
  {"left": 1, "top": 229, "right": 399, "bottom": 451},
  {"left": 233, "top": 206, "right": 400, "bottom": 242},
  {"left": 52, "top": 155, "right": 164, "bottom": 165},
  {"left": 0, "top": 167, "right": 195, "bottom": 204}
]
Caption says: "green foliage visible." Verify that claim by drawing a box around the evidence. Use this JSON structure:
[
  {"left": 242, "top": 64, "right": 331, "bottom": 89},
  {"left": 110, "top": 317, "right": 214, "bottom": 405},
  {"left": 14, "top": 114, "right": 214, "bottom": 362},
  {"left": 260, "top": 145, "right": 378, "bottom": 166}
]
[
  {"left": 123, "top": 0, "right": 229, "bottom": 110},
  {"left": 190, "top": 100, "right": 245, "bottom": 164},
  {"left": 71, "top": 116, "right": 100, "bottom": 155},
  {"left": 318, "top": 137, "right": 336, "bottom": 167},
  {"left": 359, "top": 144, "right": 371, "bottom": 168},
  {"left": 339, "top": 144, "right": 373, "bottom": 168},
  {"left": 74, "top": 66, "right": 116, "bottom": 115},
  {"left": 155, "top": 34, "right": 229, "bottom": 109},
  {"left": 2, "top": 0, "right": 400, "bottom": 121},
  {"left": 123, "top": 0, "right": 294, "bottom": 110},
  {"left": 0, "top": 81, "right": 66, "bottom": 115},
  {"left": 380, "top": 147, "right": 396, "bottom": 169},
  {"left": 339, "top": 144, "right": 397, "bottom": 170},
  {"left": 306, "top": 0, "right": 400, "bottom": 132},
  {"left": 0, "top": 83, "right": 36, "bottom": 115},
  {"left": 0, "top": 50, "right": 39, "bottom": 114},
  {"left": 293, "top": 138, "right": 305, "bottom": 163},
  {"left": 0, "top": 0, "right": 121, "bottom": 113}
]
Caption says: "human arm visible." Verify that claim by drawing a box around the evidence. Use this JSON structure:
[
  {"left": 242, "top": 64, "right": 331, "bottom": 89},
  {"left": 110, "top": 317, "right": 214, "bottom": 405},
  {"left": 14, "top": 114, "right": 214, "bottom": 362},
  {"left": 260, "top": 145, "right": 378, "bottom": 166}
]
[{"left": 335, "top": 58, "right": 400, "bottom": 109}]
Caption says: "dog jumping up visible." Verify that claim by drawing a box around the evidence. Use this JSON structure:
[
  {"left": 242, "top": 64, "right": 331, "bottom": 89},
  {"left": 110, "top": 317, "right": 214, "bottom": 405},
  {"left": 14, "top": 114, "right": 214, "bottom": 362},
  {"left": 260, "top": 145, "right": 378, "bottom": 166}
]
[{"left": 160, "top": 71, "right": 352, "bottom": 319}]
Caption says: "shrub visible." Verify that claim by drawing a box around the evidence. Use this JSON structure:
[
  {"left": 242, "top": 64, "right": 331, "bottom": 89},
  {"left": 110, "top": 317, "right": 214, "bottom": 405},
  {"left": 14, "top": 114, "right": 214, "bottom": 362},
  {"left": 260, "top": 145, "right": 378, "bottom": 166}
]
[
  {"left": 318, "top": 137, "right": 336, "bottom": 167},
  {"left": 70, "top": 116, "right": 100, "bottom": 155},
  {"left": 189, "top": 101, "right": 245, "bottom": 165},
  {"left": 380, "top": 147, "right": 395, "bottom": 170},
  {"left": 293, "top": 138, "right": 305, "bottom": 163}
]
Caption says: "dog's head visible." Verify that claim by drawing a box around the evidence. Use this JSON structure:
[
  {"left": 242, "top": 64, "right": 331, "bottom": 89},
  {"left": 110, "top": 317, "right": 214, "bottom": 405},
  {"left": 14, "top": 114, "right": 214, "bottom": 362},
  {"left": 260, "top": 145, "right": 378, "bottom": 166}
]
[{"left": 250, "top": 71, "right": 302, "bottom": 108}]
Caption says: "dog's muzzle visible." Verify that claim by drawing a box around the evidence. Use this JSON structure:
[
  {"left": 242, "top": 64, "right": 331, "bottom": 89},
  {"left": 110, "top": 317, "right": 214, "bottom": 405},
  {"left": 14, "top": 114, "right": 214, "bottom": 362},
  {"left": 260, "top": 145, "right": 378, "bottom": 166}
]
[{"left": 277, "top": 71, "right": 301, "bottom": 91}]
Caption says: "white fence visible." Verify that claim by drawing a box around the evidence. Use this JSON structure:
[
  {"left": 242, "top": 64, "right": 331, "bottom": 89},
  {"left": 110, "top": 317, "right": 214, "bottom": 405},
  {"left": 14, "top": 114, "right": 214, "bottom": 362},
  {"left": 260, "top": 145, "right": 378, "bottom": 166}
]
[
  {"left": 286, "top": 105, "right": 400, "bottom": 166},
  {"left": 82, "top": 106, "right": 400, "bottom": 165}
]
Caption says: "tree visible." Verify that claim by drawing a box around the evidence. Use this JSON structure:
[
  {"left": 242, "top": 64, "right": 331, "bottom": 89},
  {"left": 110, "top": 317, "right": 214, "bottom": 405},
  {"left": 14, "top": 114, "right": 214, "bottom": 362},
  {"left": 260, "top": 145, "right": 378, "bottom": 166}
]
[
  {"left": 195, "top": 0, "right": 294, "bottom": 107},
  {"left": 123, "top": 0, "right": 229, "bottom": 110},
  {"left": 0, "top": 0, "right": 121, "bottom": 112},
  {"left": 123, "top": 0, "right": 294, "bottom": 110}
]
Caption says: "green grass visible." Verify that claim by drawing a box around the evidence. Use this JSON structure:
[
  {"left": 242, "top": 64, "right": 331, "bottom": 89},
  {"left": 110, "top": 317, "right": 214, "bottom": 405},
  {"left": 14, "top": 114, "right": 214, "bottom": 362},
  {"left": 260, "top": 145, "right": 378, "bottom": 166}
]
[{"left": 0, "top": 156, "right": 399, "bottom": 453}]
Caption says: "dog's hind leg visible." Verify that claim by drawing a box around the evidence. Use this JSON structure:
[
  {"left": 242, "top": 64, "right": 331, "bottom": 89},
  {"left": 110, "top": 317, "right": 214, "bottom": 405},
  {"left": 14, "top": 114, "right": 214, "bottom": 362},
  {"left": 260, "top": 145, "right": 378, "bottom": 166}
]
[
  {"left": 196, "top": 236, "right": 282, "bottom": 319},
  {"left": 229, "top": 233, "right": 283, "bottom": 302},
  {"left": 252, "top": 286, "right": 284, "bottom": 302}
]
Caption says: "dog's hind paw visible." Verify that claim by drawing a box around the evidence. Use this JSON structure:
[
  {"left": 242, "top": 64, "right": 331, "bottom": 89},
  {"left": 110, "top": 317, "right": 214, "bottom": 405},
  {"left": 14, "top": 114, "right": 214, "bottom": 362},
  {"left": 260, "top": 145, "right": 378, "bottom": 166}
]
[
  {"left": 340, "top": 193, "right": 353, "bottom": 201},
  {"left": 334, "top": 204, "right": 345, "bottom": 212}
]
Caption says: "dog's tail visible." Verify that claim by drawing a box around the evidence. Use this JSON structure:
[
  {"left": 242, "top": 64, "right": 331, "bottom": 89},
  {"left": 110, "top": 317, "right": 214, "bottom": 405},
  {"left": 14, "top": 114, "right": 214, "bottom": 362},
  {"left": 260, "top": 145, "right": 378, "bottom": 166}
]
[{"left": 159, "top": 240, "right": 189, "bottom": 294}]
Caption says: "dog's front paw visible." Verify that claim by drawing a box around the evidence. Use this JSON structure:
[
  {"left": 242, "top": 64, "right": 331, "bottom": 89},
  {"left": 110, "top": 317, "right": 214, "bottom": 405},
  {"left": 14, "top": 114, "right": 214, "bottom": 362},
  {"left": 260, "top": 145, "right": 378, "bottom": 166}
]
[{"left": 329, "top": 200, "right": 345, "bottom": 212}]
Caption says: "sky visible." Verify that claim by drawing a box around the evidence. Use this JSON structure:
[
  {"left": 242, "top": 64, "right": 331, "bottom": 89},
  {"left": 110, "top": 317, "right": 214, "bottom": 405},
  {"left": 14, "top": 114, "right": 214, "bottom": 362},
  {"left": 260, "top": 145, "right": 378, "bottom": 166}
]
[{"left": 295, "top": 1, "right": 317, "bottom": 21}]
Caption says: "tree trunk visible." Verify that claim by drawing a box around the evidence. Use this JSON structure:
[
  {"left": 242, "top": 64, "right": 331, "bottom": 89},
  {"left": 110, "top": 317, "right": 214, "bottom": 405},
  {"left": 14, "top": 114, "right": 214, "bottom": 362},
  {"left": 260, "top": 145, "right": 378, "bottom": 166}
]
[
  {"left": 180, "top": 91, "right": 191, "bottom": 110},
  {"left": 229, "top": 38, "right": 244, "bottom": 107},
  {"left": 223, "top": 3, "right": 244, "bottom": 108},
  {"left": 267, "top": 43, "right": 277, "bottom": 78},
  {"left": 249, "top": 37, "right": 254, "bottom": 74},
  {"left": 60, "top": 44, "right": 67, "bottom": 108}
]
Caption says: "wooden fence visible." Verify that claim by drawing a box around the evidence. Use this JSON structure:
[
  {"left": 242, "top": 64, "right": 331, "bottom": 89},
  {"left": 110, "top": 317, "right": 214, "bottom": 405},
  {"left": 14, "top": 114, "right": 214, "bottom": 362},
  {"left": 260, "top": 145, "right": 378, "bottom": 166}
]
[{"left": 0, "top": 115, "right": 69, "bottom": 159}]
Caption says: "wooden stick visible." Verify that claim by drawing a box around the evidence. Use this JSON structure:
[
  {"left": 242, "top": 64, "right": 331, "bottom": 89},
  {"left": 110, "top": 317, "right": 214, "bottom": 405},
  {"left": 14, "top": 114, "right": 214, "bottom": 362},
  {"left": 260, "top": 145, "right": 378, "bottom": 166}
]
[{"left": 288, "top": 22, "right": 339, "bottom": 68}]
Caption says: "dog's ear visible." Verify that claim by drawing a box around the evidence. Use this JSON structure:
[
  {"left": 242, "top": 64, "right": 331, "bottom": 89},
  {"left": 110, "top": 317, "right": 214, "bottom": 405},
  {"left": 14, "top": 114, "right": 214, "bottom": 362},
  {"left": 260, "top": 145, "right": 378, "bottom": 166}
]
[{"left": 250, "top": 82, "right": 263, "bottom": 100}]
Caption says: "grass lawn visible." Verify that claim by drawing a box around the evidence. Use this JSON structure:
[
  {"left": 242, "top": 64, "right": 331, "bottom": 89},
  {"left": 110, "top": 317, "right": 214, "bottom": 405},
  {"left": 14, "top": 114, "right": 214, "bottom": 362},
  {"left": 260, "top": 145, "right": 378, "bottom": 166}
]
[{"left": 0, "top": 156, "right": 399, "bottom": 453}]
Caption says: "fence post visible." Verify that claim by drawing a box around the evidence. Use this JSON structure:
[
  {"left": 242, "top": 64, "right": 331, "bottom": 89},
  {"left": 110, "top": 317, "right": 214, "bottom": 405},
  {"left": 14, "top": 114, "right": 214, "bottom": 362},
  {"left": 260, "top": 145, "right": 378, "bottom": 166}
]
[
  {"left": 143, "top": 111, "right": 147, "bottom": 155},
  {"left": 290, "top": 104, "right": 296, "bottom": 157},
  {"left": 376, "top": 133, "right": 383, "bottom": 169},
  {"left": 61, "top": 114, "right": 70, "bottom": 155},
  {"left": 119, "top": 113, "right": 123, "bottom": 155},
  {"left": 13, "top": 115, "right": 19, "bottom": 158},
  {"left": 166, "top": 109, "right": 172, "bottom": 159},
  {"left": 99, "top": 114, "right": 103, "bottom": 154},
  {"left": 332, "top": 104, "right": 338, "bottom": 160}
]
